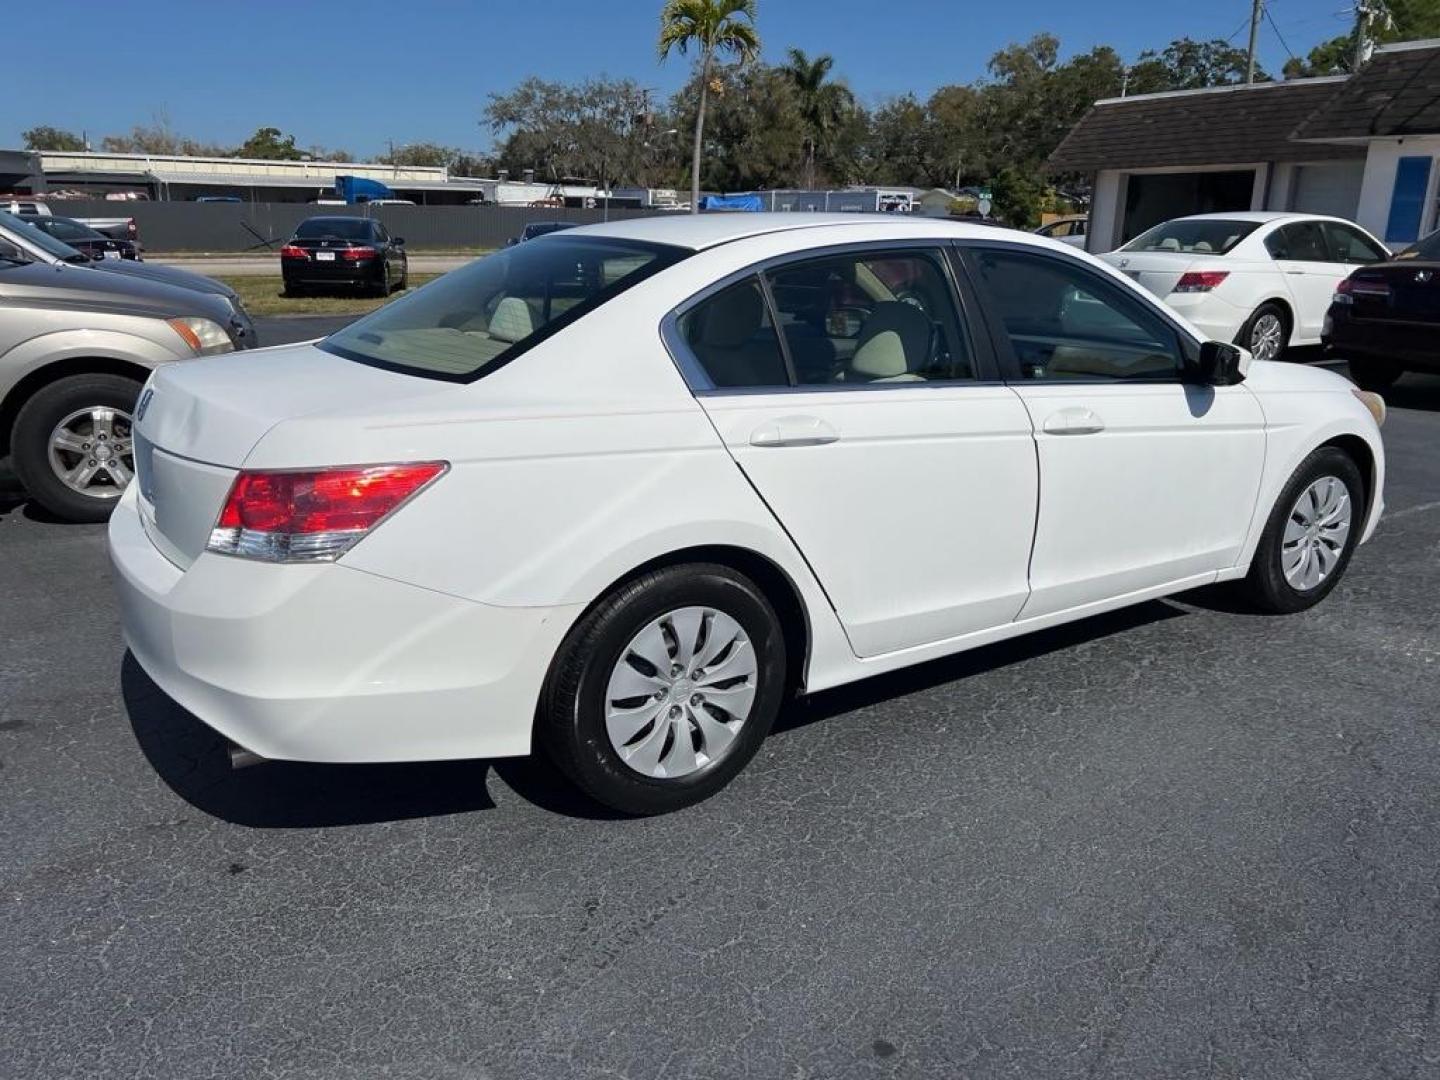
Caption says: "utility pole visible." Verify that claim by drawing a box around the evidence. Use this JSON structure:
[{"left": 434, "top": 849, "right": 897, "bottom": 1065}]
[
  {"left": 1246, "top": 0, "right": 1264, "bottom": 84},
  {"left": 1353, "top": 0, "right": 1393, "bottom": 71}
]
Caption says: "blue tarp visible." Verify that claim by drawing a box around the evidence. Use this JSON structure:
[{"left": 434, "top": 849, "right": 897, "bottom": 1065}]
[
  {"left": 335, "top": 175, "right": 397, "bottom": 204},
  {"left": 699, "top": 194, "right": 764, "bottom": 211}
]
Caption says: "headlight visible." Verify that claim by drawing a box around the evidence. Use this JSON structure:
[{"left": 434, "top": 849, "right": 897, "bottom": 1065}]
[
  {"left": 167, "top": 316, "right": 234, "bottom": 356},
  {"left": 1351, "top": 389, "right": 1387, "bottom": 427}
]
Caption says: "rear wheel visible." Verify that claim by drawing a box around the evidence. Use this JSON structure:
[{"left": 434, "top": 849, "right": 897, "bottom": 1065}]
[
  {"left": 1348, "top": 356, "right": 1402, "bottom": 392},
  {"left": 1241, "top": 446, "right": 1364, "bottom": 614},
  {"left": 10, "top": 373, "right": 144, "bottom": 523},
  {"left": 1238, "top": 302, "right": 1289, "bottom": 363},
  {"left": 539, "top": 563, "right": 787, "bottom": 815}
]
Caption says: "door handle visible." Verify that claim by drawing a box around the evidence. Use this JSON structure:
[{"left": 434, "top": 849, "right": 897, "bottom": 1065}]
[
  {"left": 1286, "top": 268, "right": 1307, "bottom": 275},
  {"left": 1043, "top": 407, "right": 1105, "bottom": 436},
  {"left": 749, "top": 415, "right": 839, "bottom": 447}
]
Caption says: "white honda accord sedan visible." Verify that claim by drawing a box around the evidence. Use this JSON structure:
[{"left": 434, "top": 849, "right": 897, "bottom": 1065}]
[
  {"left": 1100, "top": 212, "right": 1390, "bottom": 362},
  {"left": 111, "top": 214, "right": 1387, "bottom": 814}
]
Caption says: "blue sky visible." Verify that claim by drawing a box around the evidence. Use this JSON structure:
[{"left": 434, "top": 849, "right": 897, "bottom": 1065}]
[{"left": 7, "top": 0, "right": 1352, "bottom": 159}]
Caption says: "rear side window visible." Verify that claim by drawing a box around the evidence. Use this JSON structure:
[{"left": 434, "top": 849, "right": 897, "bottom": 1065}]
[
  {"left": 1266, "top": 222, "right": 1328, "bottom": 261},
  {"left": 679, "top": 278, "right": 789, "bottom": 388},
  {"left": 1123, "top": 219, "right": 1259, "bottom": 255},
  {"left": 321, "top": 236, "right": 685, "bottom": 380}
]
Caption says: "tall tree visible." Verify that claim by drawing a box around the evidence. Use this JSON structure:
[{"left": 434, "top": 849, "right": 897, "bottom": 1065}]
[
  {"left": 486, "top": 77, "right": 658, "bottom": 186},
  {"left": 236, "top": 127, "right": 303, "bottom": 160},
  {"left": 1127, "top": 38, "right": 1263, "bottom": 95},
  {"left": 781, "top": 48, "right": 855, "bottom": 189},
  {"left": 658, "top": 0, "right": 760, "bottom": 212},
  {"left": 22, "top": 126, "right": 86, "bottom": 152},
  {"left": 1286, "top": 0, "right": 1440, "bottom": 77}
]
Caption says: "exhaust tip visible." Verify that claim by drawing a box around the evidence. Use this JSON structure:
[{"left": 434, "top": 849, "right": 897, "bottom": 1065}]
[{"left": 227, "top": 743, "right": 268, "bottom": 770}]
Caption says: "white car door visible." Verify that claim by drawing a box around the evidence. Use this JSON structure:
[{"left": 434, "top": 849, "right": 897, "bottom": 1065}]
[
  {"left": 1265, "top": 221, "right": 1349, "bottom": 342},
  {"left": 673, "top": 245, "right": 1038, "bottom": 658},
  {"left": 962, "top": 243, "right": 1267, "bottom": 619}
]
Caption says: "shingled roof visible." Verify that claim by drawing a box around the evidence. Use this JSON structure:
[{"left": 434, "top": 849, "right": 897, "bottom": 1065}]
[
  {"left": 1048, "top": 77, "right": 1361, "bottom": 173},
  {"left": 1292, "top": 40, "right": 1440, "bottom": 141}
]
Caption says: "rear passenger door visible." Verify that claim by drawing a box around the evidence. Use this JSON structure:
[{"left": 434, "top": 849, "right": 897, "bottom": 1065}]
[
  {"left": 673, "top": 244, "right": 1039, "bottom": 658},
  {"left": 1266, "top": 222, "right": 1345, "bottom": 341}
]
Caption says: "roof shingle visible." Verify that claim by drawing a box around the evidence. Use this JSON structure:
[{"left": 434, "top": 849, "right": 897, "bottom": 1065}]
[{"left": 1292, "top": 41, "right": 1440, "bottom": 141}]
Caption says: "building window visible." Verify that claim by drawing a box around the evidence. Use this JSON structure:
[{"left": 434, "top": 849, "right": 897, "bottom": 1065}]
[{"left": 1384, "top": 156, "right": 1433, "bottom": 245}]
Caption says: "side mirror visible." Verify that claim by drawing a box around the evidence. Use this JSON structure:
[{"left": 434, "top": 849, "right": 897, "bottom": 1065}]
[
  {"left": 1195, "top": 340, "right": 1248, "bottom": 386},
  {"left": 392, "top": 237, "right": 405, "bottom": 246}
]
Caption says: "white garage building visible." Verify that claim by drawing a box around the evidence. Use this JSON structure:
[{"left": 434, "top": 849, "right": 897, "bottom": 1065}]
[{"left": 1051, "top": 40, "right": 1440, "bottom": 253}]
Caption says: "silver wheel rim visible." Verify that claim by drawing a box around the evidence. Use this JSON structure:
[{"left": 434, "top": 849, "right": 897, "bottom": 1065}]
[
  {"left": 47, "top": 406, "right": 134, "bottom": 498},
  {"left": 1282, "top": 476, "right": 1352, "bottom": 590},
  {"left": 1250, "top": 312, "right": 1284, "bottom": 362},
  {"left": 605, "top": 606, "right": 758, "bottom": 780}
]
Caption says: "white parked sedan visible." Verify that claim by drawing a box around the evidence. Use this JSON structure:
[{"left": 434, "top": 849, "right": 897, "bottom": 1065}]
[
  {"left": 110, "top": 214, "right": 1387, "bottom": 814},
  {"left": 1100, "top": 212, "right": 1390, "bottom": 362}
]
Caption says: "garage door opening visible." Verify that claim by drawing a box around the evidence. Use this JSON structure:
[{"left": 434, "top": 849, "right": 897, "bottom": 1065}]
[{"left": 1122, "top": 170, "right": 1256, "bottom": 243}]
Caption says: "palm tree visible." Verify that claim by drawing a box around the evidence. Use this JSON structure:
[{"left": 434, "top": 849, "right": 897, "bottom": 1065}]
[
  {"left": 658, "top": 0, "right": 761, "bottom": 213},
  {"left": 782, "top": 48, "right": 854, "bottom": 190}
]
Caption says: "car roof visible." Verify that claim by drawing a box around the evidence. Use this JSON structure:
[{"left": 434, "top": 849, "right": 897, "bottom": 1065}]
[
  {"left": 569, "top": 212, "right": 1034, "bottom": 251},
  {"left": 298, "top": 215, "right": 373, "bottom": 224},
  {"left": 1168, "top": 211, "right": 1351, "bottom": 225}
]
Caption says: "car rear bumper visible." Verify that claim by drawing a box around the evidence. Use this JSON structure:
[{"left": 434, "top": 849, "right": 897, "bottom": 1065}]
[
  {"left": 1161, "top": 291, "right": 1249, "bottom": 344},
  {"left": 109, "top": 485, "right": 580, "bottom": 764},
  {"left": 1323, "top": 311, "right": 1440, "bottom": 371},
  {"left": 282, "top": 258, "right": 381, "bottom": 285}
]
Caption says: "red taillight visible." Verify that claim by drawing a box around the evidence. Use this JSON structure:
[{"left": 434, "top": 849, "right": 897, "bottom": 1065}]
[
  {"left": 341, "top": 246, "right": 377, "bottom": 261},
  {"left": 1334, "top": 276, "right": 1390, "bottom": 305},
  {"left": 209, "top": 463, "right": 447, "bottom": 562},
  {"left": 280, "top": 244, "right": 308, "bottom": 259},
  {"left": 1172, "top": 270, "right": 1230, "bottom": 293}
]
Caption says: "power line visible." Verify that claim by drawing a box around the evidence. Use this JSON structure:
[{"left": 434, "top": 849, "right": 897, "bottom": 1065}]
[{"left": 1265, "top": 7, "right": 1299, "bottom": 59}]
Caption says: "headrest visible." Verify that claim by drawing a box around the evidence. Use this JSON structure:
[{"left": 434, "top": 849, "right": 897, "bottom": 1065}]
[
  {"left": 696, "top": 285, "right": 764, "bottom": 348},
  {"left": 488, "top": 297, "right": 536, "bottom": 343},
  {"left": 851, "top": 302, "right": 931, "bottom": 379}
]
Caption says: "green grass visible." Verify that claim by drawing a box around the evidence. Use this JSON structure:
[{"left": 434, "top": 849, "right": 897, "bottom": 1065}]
[{"left": 218, "top": 274, "right": 441, "bottom": 317}]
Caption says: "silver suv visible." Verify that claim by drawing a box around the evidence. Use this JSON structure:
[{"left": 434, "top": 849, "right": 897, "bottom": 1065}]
[{"left": 0, "top": 226, "right": 256, "bottom": 522}]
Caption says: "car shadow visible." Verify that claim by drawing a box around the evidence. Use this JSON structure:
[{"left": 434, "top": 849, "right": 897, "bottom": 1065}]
[
  {"left": 776, "top": 600, "right": 1186, "bottom": 736},
  {"left": 1378, "top": 371, "right": 1440, "bottom": 412}
]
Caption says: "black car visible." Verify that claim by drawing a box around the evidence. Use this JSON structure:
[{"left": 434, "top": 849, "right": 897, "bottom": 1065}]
[
  {"left": 505, "top": 220, "right": 576, "bottom": 246},
  {"left": 20, "top": 214, "right": 141, "bottom": 261},
  {"left": 280, "top": 216, "right": 407, "bottom": 296},
  {"left": 1324, "top": 227, "right": 1440, "bottom": 391}
]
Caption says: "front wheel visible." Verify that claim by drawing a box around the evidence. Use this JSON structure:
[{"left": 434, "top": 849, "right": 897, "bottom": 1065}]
[
  {"left": 1238, "top": 302, "right": 1289, "bottom": 363},
  {"left": 539, "top": 563, "right": 787, "bottom": 815},
  {"left": 10, "top": 373, "right": 144, "bottom": 523},
  {"left": 1241, "top": 446, "right": 1365, "bottom": 614}
]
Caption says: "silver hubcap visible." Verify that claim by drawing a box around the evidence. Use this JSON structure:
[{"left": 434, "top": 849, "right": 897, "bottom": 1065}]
[
  {"left": 48, "top": 407, "right": 134, "bottom": 498},
  {"left": 605, "top": 606, "right": 757, "bottom": 779},
  {"left": 1282, "top": 476, "right": 1351, "bottom": 590},
  {"left": 1250, "top": 312, "right": 1284, "bottom": 362}
]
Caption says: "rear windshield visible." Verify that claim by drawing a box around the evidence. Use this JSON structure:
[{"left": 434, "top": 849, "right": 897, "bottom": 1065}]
[
  {"left": 320, "top": 236, "right": 687, "bottom": 380},
  {"left": 1123, "top": 220, "right": 1261, "bottom": 256},
  {"left": 295, "top": 218, "right": 374, "bottom": 241},
  {"left": 1399, "top": 229, "right": 1440, "bottom": 261}
]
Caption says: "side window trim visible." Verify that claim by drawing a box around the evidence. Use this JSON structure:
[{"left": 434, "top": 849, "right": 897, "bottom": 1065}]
[
  {"left": 661, "top": 238, "right": 1005, "bottom": 394},
  {"left": 755, "top": 272, "right": 799, "bottom": 386},
  {"left": 956, "top": 240, "right": 1199, "bottom": 385}
]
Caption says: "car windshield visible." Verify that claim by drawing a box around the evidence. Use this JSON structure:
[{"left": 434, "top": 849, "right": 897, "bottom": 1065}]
[
  {"left": 1123, "top": 219, "right": 1261, "bottom": 255},
  {"left": 295, "top": 218, "right": 374, "bottom": 241},
  {"left": 321, "top": 236, "right": 687, "bottom": 380},
  {"left": 1399, "top": 229, "right": 1440, "bottom": 261},
  {"left": 0, "top": 210, "right": 87, "bottom": 261}
]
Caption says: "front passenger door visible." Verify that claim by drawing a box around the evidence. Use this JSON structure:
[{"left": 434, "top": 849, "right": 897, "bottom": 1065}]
[{"left": 964, "top": 244, "right": 1266, "bottom": 619}]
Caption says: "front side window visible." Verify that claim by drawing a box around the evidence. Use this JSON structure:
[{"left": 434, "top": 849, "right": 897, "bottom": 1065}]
[
  {"left": 322, "top": 236, "right": 685, "bottom": 380},
  {"left": 0, "top": 210, "right": 83, "bottom": 261},
  {"left": 1124, "top": 219, "right": 1260, "bottom": 255},
  {"left": 45, "top": 219, "right": 99, "bottom": 241},
  {"left": 970, "top": 248, "right": 1182, "bottom": 381},
  {"left": 765, "top": 249, "right": 972, "bottom": 384},
  {"left": 1321, "top": 222, "right": 1387, "bottom": 264}
]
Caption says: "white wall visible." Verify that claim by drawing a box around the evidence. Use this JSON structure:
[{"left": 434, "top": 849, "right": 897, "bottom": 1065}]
[
  {"left": 1087, "top": 170, "right": 1124, "bottom": 252},
  {"left": 1356, "top": 135, "right": 1440, "bottom": 241}
]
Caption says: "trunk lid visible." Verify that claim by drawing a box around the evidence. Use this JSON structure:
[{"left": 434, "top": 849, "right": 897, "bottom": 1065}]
[
  {"left": 133, "top": 342, "right": 448, "bottom": 568},
  {"left": 1097, "top": 251, "right": 1206, "bottom": 298},
  {"left": 1345, "top": 260, "right": 1440, "bottom": 324}
]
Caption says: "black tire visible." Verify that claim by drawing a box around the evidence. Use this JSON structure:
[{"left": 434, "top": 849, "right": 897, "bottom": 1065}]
[
  {"left": 1237, "top": 301, "right": 1290, "bottom": 363},
  {"left": 539, "top": 563, "right": 787, "bottom": 815},
  {"left": 1241, "top": 446, "right": 1365, "bottom": 614},
  {"left": 396, "top": 266, "right": 409, "bottom": 292},
  {"left": 10, "top": 373, "right": 145, "bottom": 523},
  {"left": 282, "top": 282, "right": 307, "bottom": 298},
  {"left": 1348, "top": 356, "right": 1402, "bottom": 393}
]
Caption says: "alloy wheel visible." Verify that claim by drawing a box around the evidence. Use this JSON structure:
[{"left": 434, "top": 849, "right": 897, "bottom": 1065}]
[
  {"left": 1249, "top": 312, "right": 1284, "bottom": 362},
  {"left": 47, "top": 406, "right": 134, "bottom": 499},
  {"left": 604, "top": 606, "right": 757, "bottom": 779},
  {"left": 1282, "top": 475, "right": 1351, "bottom": 590}
]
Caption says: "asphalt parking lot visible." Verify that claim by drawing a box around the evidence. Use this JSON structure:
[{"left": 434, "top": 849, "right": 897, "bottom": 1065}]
[{"left": 3, "top": 347, "right": 1440, "bottom": 1079}]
